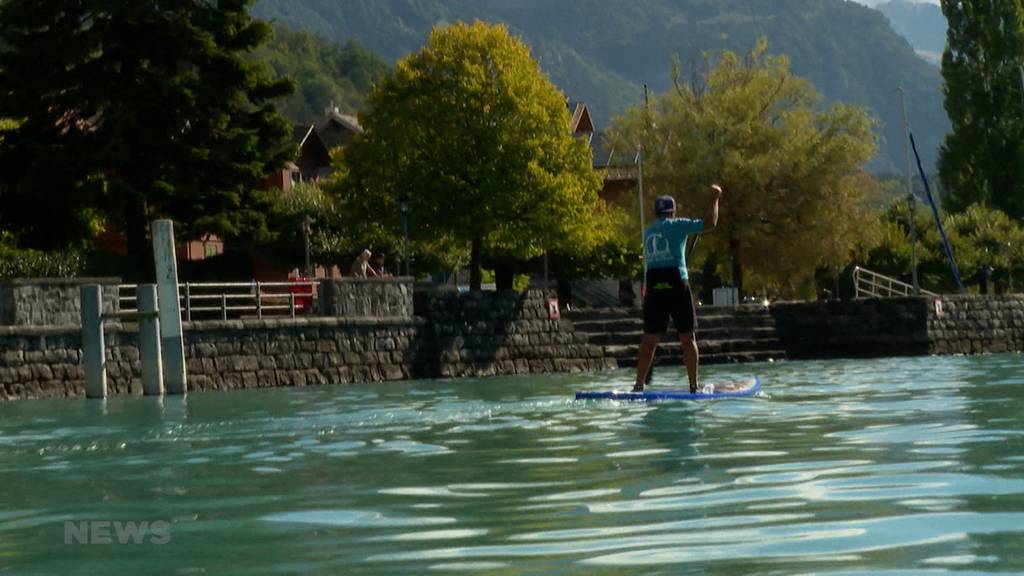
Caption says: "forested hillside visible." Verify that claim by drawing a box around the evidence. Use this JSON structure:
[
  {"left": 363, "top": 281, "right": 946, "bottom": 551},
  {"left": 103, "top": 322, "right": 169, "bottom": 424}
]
[
  {"left": 877, "top": 0, "right": 947, "bottom": 64},
  {"left": 253, "top": 0, "right": 950, "bottom": 174},
  {"left": 251, "top": 26, "right": 389, "bottom": 122}
]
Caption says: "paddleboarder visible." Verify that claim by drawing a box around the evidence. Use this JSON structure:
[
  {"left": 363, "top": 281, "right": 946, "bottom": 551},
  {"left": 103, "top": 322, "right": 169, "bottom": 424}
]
[{"left": 634, "top": 185, "right": 722, "bottom": 393}]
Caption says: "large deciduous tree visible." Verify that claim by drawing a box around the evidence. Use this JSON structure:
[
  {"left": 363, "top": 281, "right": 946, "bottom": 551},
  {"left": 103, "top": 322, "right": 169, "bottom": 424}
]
[
  {"left": 333, "top": 21, "right": 605, "bottom": 290},
  {"left": 608, "top": 41, "right": 879, "bottom": 298},
  {"left": 0, "top": 0, "right": 293, "bottom": 266},
  {"left": 939, "top": 0, "right": 1024, "bottom": 220}
]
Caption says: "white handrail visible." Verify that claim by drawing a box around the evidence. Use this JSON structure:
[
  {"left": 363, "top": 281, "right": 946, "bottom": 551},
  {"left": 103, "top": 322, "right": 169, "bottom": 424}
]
[
  {"left": 853, "top": 266, "right": 937, "bottom": 298},
  {"left": 118, "top": 281, "right": 317, "bottom": 320}
]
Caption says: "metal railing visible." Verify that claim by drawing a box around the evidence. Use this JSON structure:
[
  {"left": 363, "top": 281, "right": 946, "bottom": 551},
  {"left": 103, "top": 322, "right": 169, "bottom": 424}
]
[
  {"left": 853, "top": 266, "right": 937, "bottom": 298},
  {"left": 119, "top": 281, "right": 318, "bottom": 321}
]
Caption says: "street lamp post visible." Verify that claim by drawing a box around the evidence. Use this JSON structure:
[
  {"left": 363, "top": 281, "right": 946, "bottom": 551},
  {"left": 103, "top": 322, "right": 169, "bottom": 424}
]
[
  {"left": 302, "top": 215, "right": 313, "bottom": 278},
  {"left": 1009, "top": 241, "right": 1016, "bottom": 294},
  {"left": 400, "top": 197, "right": 410, "bottom": 277}
]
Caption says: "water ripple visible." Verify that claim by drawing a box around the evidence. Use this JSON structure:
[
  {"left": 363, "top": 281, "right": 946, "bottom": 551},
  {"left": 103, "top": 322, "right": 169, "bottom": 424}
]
[{"left": 0, "top": 355, "right": 1022, "bottom": 574}]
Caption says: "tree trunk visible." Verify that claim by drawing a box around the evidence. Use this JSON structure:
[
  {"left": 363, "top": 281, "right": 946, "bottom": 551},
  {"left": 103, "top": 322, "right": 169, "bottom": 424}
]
[
  {"left": 470, "top": 237, "right": 482, "bottom": 291},
  {"left": 124, "top": 194, "right": 152, "bottom": 282},
  {"left": 730, "top": 236, "right": 744, "bottom": 297},
  {"left": 494, "top": 263, "right": 514, "bottom": 291}
]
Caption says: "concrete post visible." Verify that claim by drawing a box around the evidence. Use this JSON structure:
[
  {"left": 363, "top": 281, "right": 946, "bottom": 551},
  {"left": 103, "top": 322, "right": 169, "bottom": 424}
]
[
  {"left": 137, "top": 285, "right": 164, "bottom": 396},
  {"left": 80, "top": 285, "right": 107, "bottom": 399},
  {"left": 152, "top": 220, "right": 187, "bottom": 395}
]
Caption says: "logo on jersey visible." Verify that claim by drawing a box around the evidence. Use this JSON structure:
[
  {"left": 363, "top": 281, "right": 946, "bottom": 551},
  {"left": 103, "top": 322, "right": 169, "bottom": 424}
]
[{"left": 645, "top": 232, "right": 674, "bottom": 265}]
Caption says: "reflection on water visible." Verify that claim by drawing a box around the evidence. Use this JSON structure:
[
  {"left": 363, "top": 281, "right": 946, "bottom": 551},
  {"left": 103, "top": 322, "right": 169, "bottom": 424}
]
[{"left": 0, "top": 354, "right": 1023, "bottom": 575}]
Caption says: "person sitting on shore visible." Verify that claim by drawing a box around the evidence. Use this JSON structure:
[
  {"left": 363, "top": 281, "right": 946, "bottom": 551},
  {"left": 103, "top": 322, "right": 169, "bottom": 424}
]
[
  {"left": 372, "top": 252, "right": 391, "bottom": 278},
  {"left": 350, "top": 249, "right": 378, "bottom": 278},
  {"left": 634, "top": 185, "right": 722, "bottom": 394}
]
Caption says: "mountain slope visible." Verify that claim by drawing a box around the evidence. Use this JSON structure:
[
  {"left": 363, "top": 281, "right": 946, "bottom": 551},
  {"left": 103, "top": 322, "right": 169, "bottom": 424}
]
[
  {"left": 253, "top": 0, "right": 949, "bottom": 174},
  {"left": 876, "top": 0, "right": 947, "bottom": 63},
  {"left": 251, "top": 26, "right": 390, "bottom": 122}
]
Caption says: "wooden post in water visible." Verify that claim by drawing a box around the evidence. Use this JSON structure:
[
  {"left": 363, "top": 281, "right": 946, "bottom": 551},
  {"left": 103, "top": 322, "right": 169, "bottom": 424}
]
[
  {"left": 152, "top": 220, "right": 187, "bottom": 395},
  {"left": 80, "top": 284, "right": 107, "bottom": 399},
  {"left": 137, "top": 284, "right": 164, "bottom": 396}
]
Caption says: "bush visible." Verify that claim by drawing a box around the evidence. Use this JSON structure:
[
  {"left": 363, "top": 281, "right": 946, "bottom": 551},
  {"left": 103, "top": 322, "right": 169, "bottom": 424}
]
[{"left": 0, "top": 247, "right": 85, "bottom": 279}]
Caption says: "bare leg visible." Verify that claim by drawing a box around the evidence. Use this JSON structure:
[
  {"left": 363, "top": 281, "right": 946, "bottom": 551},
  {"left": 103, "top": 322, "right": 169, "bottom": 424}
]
[
  {"left": 679, "top": 331, "right": 699, "bottom": 393},
  {"left": 634, "top": 334, "right": 661, "bottom": 391}
]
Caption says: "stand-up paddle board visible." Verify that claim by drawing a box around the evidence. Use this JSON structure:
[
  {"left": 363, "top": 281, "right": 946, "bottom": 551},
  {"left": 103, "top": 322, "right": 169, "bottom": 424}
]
[{"left": 576, "top": 376, "right": 760, "bottom": 401}]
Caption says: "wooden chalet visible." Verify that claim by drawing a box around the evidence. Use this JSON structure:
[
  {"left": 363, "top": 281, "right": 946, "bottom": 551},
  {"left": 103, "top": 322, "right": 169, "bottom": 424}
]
[
  {"left": 265, "top": 105, "right": 363, "bottom": 192},
  {"left": 568, "top": 100, "right": 639, "bottom": 205}
]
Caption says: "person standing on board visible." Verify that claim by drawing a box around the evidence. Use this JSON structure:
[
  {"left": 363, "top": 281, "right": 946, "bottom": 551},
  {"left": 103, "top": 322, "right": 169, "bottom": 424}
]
[{"left": 634, "top": 185, "right": 722, "bottom": 393}]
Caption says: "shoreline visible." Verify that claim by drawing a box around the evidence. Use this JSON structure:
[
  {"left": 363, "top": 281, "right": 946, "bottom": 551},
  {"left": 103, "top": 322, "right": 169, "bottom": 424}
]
[{"left": 0, "top": 287, "right": 1021, "bottom": 402}]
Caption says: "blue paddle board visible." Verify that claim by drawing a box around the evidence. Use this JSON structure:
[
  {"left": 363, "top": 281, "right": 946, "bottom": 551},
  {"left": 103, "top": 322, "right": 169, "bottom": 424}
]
[{"left": 576, "top": 376, "right": 760, "bottom": 401}]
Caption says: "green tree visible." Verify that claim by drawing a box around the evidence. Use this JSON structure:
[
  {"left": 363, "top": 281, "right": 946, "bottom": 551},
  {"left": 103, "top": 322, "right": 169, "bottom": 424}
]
[
  {"left": 0, "top": 0, "right": 293, "bottom": 267},
  {"left": 939, "top": 0, "right": 1024, "bottom": 219},
  {"left": 332, "top": 21, "right": 605, "bottom": 290},
  {"left": 0, "top": 118, "right": 18, "bottom": 143},
  {"left": 866, "top": 200, "right": 1024, "bottom": 293},
  {"left": 608, "top": 41, "right": 880, "bottom": 298}
]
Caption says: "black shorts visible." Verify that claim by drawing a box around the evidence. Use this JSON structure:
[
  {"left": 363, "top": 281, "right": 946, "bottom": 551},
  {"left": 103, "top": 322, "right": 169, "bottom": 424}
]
[{"left": 643, "top": 267, "right": 697, "bottom": 335}]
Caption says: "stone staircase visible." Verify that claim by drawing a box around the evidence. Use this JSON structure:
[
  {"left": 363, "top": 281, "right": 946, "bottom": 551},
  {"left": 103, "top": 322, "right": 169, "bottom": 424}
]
[{"left": 565, "top": 306, "right": 787, "bottom": 367}]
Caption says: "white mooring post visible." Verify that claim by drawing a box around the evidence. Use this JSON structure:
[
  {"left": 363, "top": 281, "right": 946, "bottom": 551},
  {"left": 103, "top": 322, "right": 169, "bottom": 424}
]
[
  {"left": 137, "top": 284, "right": 164, "bottom": 396},
  {"left": 80, "top": 285, "right": 107, "bottom": 399},
  {"left": 152, "top": 220, "right": 187, "bottom": 395}
]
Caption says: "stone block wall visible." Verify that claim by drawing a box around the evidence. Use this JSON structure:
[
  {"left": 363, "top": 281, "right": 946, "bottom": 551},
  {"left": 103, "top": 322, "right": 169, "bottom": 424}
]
[
  {"left": 0, "top": 318, "right": 429, "bottom": 401},
  {"left": 772, "top": 295, "right": 1024, "bottom": 359},
  {"left": 0, "top": 286, "right": 614, "bottom": 401},
  {"left": 928, "top": 295, "right": 1024, "bottom": 354},
  {"left": 319, "top": 278, "right": 413, "bottom": 319},
  {"left": 0, "top": 278, "right": 120, "bottom": 326},
  {"left": 0, "top": 327, "right": 86, "bottom": 400},
  {"left": 423, "top": 289, "right": 615, "bottom": 378},
  {"left": 771, "top": 297, "right": 932, "bottom": 359},
  {"left": 183, "top": 318, "right": 430, "bottom": 391}
]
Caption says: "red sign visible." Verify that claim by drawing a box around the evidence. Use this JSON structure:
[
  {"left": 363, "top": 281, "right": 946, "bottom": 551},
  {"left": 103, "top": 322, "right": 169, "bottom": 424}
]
[{"left": 547, "top": 297, "right": 561, "bottom": 320}]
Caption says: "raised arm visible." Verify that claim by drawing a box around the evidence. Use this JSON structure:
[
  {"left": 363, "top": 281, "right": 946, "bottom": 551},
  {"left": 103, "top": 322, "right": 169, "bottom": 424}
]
[{"left": 703, "top": 184, "right": 723, "bottom": 232}]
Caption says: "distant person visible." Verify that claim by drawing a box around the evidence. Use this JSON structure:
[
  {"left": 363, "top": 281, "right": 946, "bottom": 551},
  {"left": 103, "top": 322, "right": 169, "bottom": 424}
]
[
  {"left": 286, "top": 268, "right": 313, "bottom": 313},
  {"left": 350, "top": 249, "right": 378, "bottom": 278},
  {"left": 372, "top": 252, "right": 391, "bottom": 277},
  {"left": 634, "top": 185, "right": 723, "bottom": 393}
]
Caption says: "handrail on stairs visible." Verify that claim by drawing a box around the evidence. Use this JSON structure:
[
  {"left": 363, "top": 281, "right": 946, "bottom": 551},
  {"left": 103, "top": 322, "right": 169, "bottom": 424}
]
[{"left": 852, "top": 266, "right": 937, "bottom": 298}]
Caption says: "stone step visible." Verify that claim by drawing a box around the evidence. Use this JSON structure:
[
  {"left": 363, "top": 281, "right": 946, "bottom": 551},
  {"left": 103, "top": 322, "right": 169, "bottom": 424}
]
[
  {"left": 565, "top": 305, "right": 772, "bottom": 322},
  {"left": 585, "top": 327, "right": 781, "bottom": 346},
  {"left": 615, "top": 349, "right": 786, "bottom": 367},
  {"left": 571, "top": 314, "right": 777, "bottom": 333},
  {"left": 605, "top": 339, "right": 787, "bottom": 358}
]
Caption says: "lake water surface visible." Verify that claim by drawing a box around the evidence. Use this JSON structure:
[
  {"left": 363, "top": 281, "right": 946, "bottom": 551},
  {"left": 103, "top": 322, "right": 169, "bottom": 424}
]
[{"left": 1, "top": 354, "right": 1023, "bottom": 575}]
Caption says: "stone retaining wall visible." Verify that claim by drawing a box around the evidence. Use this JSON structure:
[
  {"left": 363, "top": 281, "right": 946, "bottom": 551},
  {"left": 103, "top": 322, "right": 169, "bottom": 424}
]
[
  {"left": 318, "top": 278, "right": 413, "bottom": 319},
  {"left": 771, "top": 295, "right": 1024, "bottom": 359},
  {"left": 771, "top": 298, "right": 931, "bottom": 359},
  {"left": 0, "top": 278, "right": 120, "bottom": 326},
  {"left": 423, "top": 289, "right": 614, "bottom": 378},
  {"left": 0, "top": 288, "right": 612, "bottom": 401},
  {"left": 8, "top": 286, "right": 1018, "bottom": 402},
  {"left": 928, "top": 295, "right": 1024, "bottom": 355}
]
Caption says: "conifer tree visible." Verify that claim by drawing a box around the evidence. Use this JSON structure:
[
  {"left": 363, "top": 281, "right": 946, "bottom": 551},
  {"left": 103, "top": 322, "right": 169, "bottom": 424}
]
[
  {"left": 0, "top": 0, "right": 293, "bottom": 262},
  {"left": 939, "top": 0, "right": 1024, "bottom": 220}
]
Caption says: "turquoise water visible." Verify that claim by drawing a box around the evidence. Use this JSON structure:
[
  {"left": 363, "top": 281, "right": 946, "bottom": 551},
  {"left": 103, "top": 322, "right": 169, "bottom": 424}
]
[{"left": 1, "top": 355, "right": 1023, "bottom": 575}]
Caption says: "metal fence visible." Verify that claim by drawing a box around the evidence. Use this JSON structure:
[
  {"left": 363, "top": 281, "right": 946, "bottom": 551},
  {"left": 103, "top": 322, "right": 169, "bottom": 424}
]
[
  {"left": 853, "top": 266, "right": 937, "bottom": 299},
  {"left": 119, "top": 281, "right": 318, "bottom": 321}
]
